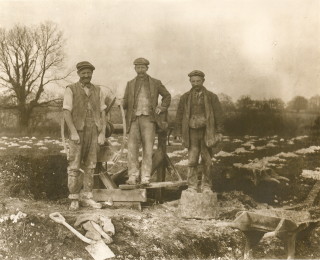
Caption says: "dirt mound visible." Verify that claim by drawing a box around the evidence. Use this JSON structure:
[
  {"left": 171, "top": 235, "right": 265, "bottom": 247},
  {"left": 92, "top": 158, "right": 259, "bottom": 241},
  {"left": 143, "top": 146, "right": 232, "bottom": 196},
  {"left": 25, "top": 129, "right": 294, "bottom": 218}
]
[
  {"left": 0, "top": 201, "right": 245, "bottom": 260},
  {"left": 0, "top": 155, "right": 68, "bottom": 200}
]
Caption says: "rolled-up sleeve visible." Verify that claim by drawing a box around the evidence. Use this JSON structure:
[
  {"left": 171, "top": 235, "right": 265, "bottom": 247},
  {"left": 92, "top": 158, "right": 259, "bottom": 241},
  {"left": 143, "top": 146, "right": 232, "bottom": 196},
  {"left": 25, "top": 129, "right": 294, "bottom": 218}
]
[
  {"left": 100, "top": 90, "right": 107, "bottom": 112},
  {"left": 63, "top": 87, "right": 73, "bottom": 111}
]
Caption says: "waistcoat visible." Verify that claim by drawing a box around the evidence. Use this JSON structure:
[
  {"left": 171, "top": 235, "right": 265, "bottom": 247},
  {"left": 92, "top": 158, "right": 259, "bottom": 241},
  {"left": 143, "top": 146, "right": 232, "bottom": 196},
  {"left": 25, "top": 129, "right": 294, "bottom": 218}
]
[
  {"left": 135, "top": 78, "right": 151, "bottom": 116},
  {"left": 68, "top": 82, "right": 102, "bottom": 131},
  {"left": 189, "top": 91, "right": 206, "bottom": 128}
]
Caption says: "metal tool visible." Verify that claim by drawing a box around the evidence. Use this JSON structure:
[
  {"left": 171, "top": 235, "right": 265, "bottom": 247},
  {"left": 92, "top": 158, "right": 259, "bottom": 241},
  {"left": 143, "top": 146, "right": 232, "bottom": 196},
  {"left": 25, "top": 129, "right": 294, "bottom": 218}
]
[{"left": 49, "top": 212, "right": 115, "bottom": 260}]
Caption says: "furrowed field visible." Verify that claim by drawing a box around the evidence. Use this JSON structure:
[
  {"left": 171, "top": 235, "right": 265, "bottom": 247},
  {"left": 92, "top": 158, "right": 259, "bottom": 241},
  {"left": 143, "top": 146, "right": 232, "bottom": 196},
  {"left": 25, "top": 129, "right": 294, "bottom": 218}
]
[{"left": 0, "top": 132, "right": 320, "bottom": 259}]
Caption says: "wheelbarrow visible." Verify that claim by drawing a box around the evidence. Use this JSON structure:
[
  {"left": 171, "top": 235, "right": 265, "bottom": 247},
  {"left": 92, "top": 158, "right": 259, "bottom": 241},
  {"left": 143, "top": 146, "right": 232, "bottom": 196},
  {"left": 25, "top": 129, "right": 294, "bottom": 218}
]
[{"left": 217, "top": 209, "right": 320, "bottom": 259}]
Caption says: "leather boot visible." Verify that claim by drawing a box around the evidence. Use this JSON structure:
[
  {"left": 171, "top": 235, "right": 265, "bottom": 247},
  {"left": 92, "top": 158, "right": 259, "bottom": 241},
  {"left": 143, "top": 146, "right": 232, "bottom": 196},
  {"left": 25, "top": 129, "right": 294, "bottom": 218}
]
[
  {"left": 80, "top": 192, "right": 102, "bottom": 209},
  {"left": 126, "top": 175, "right": 138, "bottom": 185},
  {"left": 140, "top": 176, "right": 150, "bottom": 185}
]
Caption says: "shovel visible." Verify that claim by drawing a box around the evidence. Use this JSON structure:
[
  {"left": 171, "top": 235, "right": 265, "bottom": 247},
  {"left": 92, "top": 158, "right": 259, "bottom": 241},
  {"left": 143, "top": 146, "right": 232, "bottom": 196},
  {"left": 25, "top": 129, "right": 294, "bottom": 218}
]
[{"left": 49, "top": 212, "right": 115, "bottom": 260}]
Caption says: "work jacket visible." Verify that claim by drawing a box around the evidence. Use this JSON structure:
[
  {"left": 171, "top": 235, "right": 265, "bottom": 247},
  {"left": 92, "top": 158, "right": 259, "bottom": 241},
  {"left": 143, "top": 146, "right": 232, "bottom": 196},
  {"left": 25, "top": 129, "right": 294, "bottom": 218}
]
[
  {"left": 175, "top": 86, "right": 223, "bottom": 148},
  {"left": 122, "top": 75, "right": 171, "bottom": 133}
]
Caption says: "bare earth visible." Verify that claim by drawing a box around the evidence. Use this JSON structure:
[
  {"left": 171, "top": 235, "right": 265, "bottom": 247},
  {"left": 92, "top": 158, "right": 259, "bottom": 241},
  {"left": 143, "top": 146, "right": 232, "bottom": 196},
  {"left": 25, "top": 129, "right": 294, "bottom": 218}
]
[{"left": 0, "top": 134, "right": 320, "bottom": 260}]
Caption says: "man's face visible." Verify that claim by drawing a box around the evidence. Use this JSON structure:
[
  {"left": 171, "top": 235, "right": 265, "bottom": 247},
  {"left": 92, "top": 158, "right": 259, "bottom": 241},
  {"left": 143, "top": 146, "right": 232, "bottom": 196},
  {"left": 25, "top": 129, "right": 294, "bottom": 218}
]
[
  {"left": 135, "top": 65, "right": 148, "bottom": 76},
  {"left": 77, "top": 68, "right": 93, "bottom": 84},
  {"left": 190, "top": 76, "right": 205, "bottom": 89}
]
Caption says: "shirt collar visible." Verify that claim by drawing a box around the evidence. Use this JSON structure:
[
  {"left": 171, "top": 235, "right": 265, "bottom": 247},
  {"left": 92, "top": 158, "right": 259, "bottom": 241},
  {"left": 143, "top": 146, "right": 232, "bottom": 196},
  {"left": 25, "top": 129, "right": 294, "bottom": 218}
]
[
  {"left": 136, "top": 74, "right": 149, "bottom": 80},
  {"left": 191, "top": 86, "right": 204, "bottom": 93},
  {"left": 79, "top": 81, "right": 92, "bottom": 88}
]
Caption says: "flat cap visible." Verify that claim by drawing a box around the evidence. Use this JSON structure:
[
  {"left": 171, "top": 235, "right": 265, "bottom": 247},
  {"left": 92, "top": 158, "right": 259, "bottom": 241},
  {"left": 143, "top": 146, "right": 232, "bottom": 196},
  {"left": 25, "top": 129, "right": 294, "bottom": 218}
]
[
  {"left": 188, "top": 70, "right": 205, "bottom": 78},
  {"left": 133, "top": 57, "right": 150, "bottom": 66},
  {"left": 76, "top": 61, "right": 95, "bottom": 71}
]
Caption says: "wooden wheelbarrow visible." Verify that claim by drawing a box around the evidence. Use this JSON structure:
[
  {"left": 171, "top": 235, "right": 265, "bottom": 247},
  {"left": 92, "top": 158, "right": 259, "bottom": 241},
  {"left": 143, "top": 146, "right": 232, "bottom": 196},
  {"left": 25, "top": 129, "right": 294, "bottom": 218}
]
[{"left": 217, "top": 209, "right": 320, "bottom": 259}]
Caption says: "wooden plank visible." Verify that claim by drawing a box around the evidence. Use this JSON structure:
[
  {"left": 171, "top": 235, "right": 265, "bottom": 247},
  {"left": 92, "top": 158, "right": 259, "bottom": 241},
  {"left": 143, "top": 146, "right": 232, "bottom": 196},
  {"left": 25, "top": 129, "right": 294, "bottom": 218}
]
[
  {"left": 119, "top": 181, "right": 188, "bottom": 190},
  {"left": 93, "top": 189, "right": 147, "bottom": 202},
  {"left": 113, "top": 202, "right": 142, "bottom": 211},
  {"left": 99, "top": 172, "right": 117, "bottom": 189}
]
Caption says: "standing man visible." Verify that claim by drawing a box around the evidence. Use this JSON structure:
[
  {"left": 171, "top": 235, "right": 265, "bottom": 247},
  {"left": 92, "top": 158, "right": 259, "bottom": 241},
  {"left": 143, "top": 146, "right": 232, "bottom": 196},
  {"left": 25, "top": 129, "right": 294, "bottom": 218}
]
[
  {"left": 63, "top": 61, "right": 106, "bottom": 210},
  {"left": 175, "top": 70, "right": 223, "bottom": 193},
  {"left": 123, "top": 58, "right": 171, "bottom": 185}
]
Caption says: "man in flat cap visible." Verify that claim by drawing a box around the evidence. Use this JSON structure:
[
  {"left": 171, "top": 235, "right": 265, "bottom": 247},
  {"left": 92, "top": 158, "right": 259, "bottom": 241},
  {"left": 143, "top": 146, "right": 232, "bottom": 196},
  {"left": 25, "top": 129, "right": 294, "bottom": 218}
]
[
  {"left": 63, "top": 61, "right": 108, "bottom": 210},
  {"left": 123, "top": 57, "right": 171, "bottom": 185},
  {"left": 175, "top": 70, "right": 223, "bottom": 193}
]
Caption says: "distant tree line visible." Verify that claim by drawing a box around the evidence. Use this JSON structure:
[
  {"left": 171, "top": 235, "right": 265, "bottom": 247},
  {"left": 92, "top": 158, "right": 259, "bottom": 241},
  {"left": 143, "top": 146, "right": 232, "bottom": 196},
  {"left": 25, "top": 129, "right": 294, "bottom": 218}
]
[
  {"left": 218, "top": 94, "right": 320, "bottom": 113},
  {"left": 216, "top": 94, "right": 320, "bottom": 136}
]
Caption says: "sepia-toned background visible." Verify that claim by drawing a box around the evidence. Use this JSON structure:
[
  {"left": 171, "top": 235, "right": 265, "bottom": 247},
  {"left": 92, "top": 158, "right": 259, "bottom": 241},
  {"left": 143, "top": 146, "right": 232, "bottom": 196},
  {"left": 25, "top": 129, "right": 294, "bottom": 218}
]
[{"left": 1, "top": 0, "right": 319, "bottom": 100}]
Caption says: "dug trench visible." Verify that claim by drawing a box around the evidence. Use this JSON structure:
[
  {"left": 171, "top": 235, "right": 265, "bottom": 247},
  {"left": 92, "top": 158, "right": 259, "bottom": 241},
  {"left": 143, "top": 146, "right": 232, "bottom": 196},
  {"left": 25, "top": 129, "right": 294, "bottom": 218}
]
[{"left": 1, "top": 154, "right": 320, "bottom": 259}]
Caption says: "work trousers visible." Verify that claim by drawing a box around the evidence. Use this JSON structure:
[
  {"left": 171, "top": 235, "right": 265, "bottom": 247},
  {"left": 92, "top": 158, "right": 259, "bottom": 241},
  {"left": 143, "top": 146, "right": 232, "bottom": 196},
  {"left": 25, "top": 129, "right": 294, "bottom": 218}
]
[
  {"left": 67, "top": 118, "right": 98, "bottom": 199},
  {"left": 128, "top": 115, "right": 156, "bottom": 181},
  {"left": 188, "top": 127, "right": 212, "bottom": 191}
]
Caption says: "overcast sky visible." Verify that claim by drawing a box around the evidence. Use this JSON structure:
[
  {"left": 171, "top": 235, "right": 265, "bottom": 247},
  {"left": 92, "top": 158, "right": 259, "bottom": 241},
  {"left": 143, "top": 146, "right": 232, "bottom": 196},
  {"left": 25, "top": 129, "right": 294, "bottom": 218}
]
[{"left": 0, "top": 0, "right": 319, "bottom": 101}]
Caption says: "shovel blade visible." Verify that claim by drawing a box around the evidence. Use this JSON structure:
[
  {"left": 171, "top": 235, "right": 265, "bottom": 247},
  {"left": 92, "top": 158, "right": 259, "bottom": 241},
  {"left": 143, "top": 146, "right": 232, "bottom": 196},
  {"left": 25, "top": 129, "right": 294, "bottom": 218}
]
[{"left": 85, "top": 240, "right": 115, "bottom": 260}]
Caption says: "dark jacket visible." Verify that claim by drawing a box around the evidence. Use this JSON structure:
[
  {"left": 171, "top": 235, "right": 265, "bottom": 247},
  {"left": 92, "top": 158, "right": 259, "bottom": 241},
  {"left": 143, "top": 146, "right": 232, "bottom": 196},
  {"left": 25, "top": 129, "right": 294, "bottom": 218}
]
[
  {"left": 175, "top": 87, "right": 223, "bottom": 148},
  {"left": 67, "top": 82, "right": 102, "bottom": 131},
  {"left": 123, "top": 75, "right": 171, "bottom": 133}
]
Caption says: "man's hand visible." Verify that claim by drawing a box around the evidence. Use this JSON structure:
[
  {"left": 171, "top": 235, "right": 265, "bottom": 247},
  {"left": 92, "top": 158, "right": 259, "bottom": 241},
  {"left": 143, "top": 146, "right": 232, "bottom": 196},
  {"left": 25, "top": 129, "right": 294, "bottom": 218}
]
[
  {"left": 155, "top": 106, "right": 165, "bottom": 115},
  {"left": 98, "top": 132, "right": 105, "bottom": 145},
  {"left": 216, "top": 133, "right": 223, "bottom": 142},
  {"left": 70, "top": 132, "right": 80, "bottom": 144}
]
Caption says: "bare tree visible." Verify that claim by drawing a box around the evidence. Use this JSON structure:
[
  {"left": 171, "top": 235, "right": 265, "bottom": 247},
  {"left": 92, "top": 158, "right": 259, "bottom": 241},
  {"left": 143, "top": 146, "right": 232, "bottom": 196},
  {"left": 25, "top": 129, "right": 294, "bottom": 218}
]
[{"left": 0, "top": 21, "right": 71, "bottom": 128}]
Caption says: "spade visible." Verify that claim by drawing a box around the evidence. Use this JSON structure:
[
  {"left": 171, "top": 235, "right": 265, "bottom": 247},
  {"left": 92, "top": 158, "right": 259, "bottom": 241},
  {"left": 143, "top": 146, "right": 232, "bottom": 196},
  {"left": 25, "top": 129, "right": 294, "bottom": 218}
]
[{"left": 49, "top": 212, "right": 115, "bottom": 260}]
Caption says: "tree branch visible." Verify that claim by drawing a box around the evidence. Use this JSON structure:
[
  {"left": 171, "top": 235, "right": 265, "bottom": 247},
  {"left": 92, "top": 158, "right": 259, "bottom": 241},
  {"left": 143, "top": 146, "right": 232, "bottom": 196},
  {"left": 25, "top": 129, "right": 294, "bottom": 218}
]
[
  {"left": 42, "top": 69, "right": 74, "bottom": 86},
  {"left": 0, "top": 22, "right": 69, "bottom": 127},
  {"left": 38, "top": 98, "right": 63, "bottom": 106}
]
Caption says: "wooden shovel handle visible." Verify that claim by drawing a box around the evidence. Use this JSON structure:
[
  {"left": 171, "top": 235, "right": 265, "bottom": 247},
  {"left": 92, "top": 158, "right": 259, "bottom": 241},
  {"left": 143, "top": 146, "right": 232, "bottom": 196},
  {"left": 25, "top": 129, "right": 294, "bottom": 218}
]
[{"left": 49, "top": 212, "right": 93, "bottom": 244}]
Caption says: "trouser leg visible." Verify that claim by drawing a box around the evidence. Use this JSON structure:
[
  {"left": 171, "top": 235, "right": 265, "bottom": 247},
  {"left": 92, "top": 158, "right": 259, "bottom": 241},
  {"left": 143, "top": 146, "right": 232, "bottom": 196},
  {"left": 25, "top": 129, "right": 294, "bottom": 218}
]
[
  {"left": 82, "top": 124, "right": 98, "bottom": 192},
  {"left": 79, "top": 123, "right": 102, "bottom": 208},
  {"left": 127, "top": 118, "right": 141, "bottom": 181},
  {"left": 68, "top": 171, "right": 83, "bottom": 199},
  {"left": 188, "top": 128, "right": 201, "bottom": 191},
  {"left": 83, "top": 168, "right": 94, "bottom": 192},
  {"left": 67, "top": 136, "right": 83, "bottom": 199},
  {"left": 80, "top": 167, "right": 102, "bottom": 209},
  {"left": 140, "top": 115, "right": 156, "bottom": 182},
  {"left": 200, "top": 139, "right": 213, "bottom": 192},
  {"left": 187, "top": 167, "right": 199, "bottom": 191}
]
